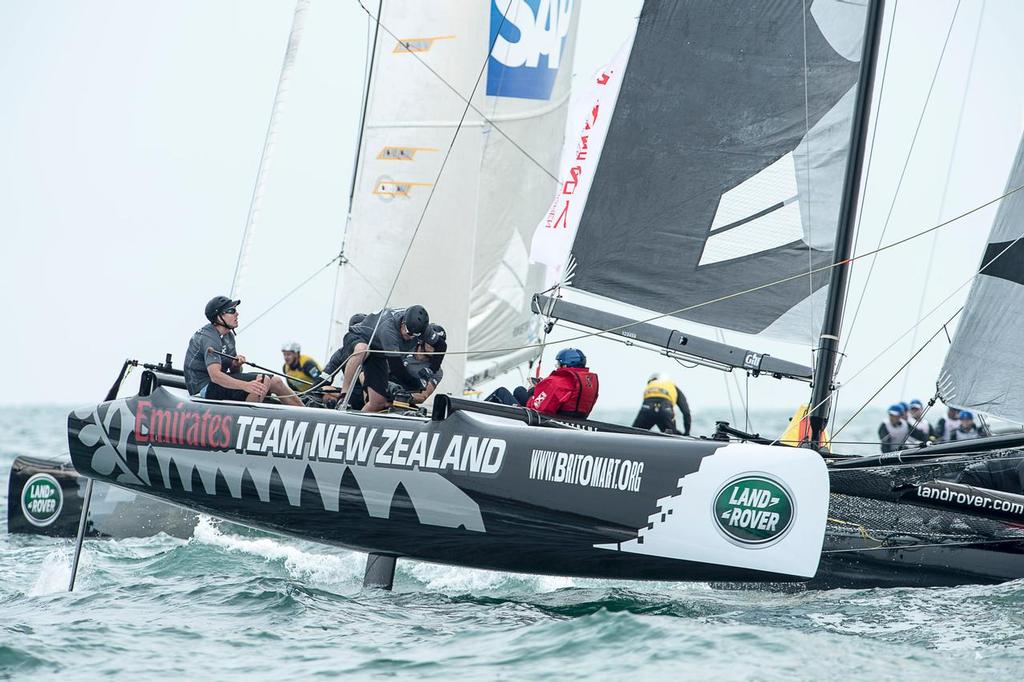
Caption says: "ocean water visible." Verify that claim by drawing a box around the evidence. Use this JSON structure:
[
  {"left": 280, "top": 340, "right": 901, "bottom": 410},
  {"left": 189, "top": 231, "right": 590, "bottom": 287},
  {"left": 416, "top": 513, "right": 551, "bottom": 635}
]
[{"left": 2, "top": 405, "right": 1023, "bottom": 680}]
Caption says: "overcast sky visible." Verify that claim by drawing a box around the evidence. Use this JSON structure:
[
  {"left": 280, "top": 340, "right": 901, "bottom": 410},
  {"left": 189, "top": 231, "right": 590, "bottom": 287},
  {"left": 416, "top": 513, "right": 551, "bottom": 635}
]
[{"left": 3, "top": 1, "right": 1023, "bottom": 435}]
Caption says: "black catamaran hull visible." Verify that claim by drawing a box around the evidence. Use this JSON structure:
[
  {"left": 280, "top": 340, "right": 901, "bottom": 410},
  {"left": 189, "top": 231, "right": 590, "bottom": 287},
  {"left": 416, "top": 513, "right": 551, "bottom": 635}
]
[
  {"left": 67, "top": 388, "right": 832, "bottom": 583},
  {"left": 7, "top": 455, "right": 197, "bottom": 539}
]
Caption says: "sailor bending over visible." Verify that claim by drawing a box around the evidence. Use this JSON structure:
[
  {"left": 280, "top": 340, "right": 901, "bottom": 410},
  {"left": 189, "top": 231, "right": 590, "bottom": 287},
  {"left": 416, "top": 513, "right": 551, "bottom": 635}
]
[
  {"left": 281, "top": 341, "right": 323, "bottom": 392},
  {"left": 878, "top": 404, "right": 930, "bottom": 453},
  {"left": 324, "top": 305, "right": 430, "bottom": 412},
  {"left": 632, "top": 373, "right": 691, "bottom": 435},
  {"left": 184, "top": 296, "right": 301, "bottom": 405},
  {"left": 526, "top": 348, "right": 599, "bottom": 419},
  {"left": 389, "top": 323, "right": 447, "bottom": 405}
]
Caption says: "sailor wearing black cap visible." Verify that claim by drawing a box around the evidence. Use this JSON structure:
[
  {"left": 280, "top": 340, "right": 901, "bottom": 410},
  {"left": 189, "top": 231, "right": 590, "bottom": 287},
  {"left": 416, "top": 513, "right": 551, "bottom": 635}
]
[
  {"left": 184, "top": 296, "right": 302, "bottom": 405},
  {"left": 390, "top": 323, "right": 447, "bottom": 405},
  {"left": 324, "top": 305, "right": 430, "bottom": 412}
]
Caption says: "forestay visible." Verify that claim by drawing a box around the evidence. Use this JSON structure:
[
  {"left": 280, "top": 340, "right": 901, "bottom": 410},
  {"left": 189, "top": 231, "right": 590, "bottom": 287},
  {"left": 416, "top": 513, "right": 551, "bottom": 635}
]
[
  {"left": 332, "top": 0, "right": 580, "bottom": 393},
  {"left": 555, "top": 0, "right": 870, "bottom": 346}
]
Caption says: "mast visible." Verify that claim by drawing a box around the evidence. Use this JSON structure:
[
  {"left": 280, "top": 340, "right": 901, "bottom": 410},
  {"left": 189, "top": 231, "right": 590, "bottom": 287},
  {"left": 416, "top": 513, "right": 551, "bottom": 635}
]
[{"left": 808, "top": 0, "right": 886, "bottom": 446}]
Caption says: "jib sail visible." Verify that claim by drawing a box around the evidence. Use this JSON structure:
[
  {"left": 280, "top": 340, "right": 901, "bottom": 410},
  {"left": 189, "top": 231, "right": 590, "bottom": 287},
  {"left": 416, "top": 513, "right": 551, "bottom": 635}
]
[{"left": 332, "top": 0, "right": 581, "bottom": 393}]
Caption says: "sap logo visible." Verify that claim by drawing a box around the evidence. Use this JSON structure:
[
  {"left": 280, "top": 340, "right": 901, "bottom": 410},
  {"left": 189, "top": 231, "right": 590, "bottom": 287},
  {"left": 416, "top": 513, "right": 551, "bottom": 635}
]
[{"left": 488, "top": 0, "right": 573, "bottom": 100}]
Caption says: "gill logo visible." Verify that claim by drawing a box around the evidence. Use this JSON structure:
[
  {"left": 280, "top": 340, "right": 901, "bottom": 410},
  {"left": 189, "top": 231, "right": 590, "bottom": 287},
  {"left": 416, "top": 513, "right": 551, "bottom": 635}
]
[{"left": 488, "top": 0, "right": 573, "bottom": 100}]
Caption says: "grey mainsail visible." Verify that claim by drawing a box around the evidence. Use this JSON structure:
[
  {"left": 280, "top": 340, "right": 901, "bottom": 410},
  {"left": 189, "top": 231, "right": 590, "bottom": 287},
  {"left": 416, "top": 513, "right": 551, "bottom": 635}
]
[
  {"left": 938, "top": 136, "right": 1024, "bottom": 423},
  {"left": 561, "top": 0, "right": 868, "bottom": 344}
]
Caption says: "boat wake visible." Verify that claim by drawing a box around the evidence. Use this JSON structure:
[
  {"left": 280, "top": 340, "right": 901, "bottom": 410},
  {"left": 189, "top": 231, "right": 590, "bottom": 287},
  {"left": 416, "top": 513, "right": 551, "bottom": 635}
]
[
  {"left": 191, "top": 516, "right": 366, "bottom": 586},
  {"left": 28, "top": 547, "right": 73, "bottom": 596}
]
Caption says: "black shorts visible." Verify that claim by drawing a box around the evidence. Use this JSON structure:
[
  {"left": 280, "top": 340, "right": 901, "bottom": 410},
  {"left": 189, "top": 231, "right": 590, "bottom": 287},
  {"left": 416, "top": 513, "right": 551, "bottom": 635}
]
[
  {"left": 339, "top": 332, "right": 390, "bottom": 400},
  {"left": 632, "top": 399, "right": 679, "bottom": 433},
  {"left": 204, "top": 372, "right": 263, "bottom": 402}
]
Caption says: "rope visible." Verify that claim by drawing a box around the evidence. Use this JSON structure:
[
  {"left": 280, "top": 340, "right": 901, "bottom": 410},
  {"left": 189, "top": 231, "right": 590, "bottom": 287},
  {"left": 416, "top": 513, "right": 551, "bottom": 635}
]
[
  {"left": 238, "top": 253, "right": 343, "bottom": 333},
  {"left": 841, "top": 0, "right": 961, "bottom": 361},
  {"left": 396, "top": 178, "right": 1024, "bottom": 360},
  {"left": 338, "top": 1, "right": 515, "bottom": 410},
  {"left": 901, "top": 1, "right": 984, "bottom": 399}
]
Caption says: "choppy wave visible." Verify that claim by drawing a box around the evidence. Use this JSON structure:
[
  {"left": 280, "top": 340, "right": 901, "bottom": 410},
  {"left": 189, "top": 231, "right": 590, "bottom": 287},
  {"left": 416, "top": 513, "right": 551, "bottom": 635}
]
[{"left": 2, "top": 406, "right": 1023, "bottom": 680}]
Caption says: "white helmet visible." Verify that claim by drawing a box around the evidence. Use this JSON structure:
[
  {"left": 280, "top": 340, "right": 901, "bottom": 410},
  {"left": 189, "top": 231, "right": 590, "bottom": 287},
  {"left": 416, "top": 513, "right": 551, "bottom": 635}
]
[
  {"left": 281, "top": 341, "right": 301, "bottom": 353},
  {"left": 648, "top": 372, "right": 666, "bottom": 383}
]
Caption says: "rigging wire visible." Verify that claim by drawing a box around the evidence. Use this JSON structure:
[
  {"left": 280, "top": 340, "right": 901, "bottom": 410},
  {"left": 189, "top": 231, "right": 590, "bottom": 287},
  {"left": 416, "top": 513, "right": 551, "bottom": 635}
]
[
  {"left": 840, "top": 0, "right": 962, "bottom": 366},
  {"left": 238, "top": 253, "right": 344, "bottom": 333},
  {"left": 353, "top": 0, "right": 560, "bottom": 184},
  {"left": 832, "top": 226, "right": 1024, "bottom": 437},
  {"left": 832, "top": 0, "right": 898, "bottom": 409},
  {"left": 832, "top": 309, "right": 959, "bottom": 439},
  {"left": 405, "top": 178, "right": 1024, "bottom": 359},
  {"left": 337, "top": 1, "right": 515, "bottom": 409},
  {"left": 767, "top": 223, "right": 1024, "bottom": 446},
  {"left": 900, "top": 0, "right": 984, "bottom": 398}
]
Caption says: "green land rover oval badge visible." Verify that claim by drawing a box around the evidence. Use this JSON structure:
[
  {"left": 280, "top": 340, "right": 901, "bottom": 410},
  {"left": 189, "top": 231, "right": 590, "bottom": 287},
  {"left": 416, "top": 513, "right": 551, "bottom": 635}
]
[
  {"left": 713, "top": 474, "right": 795, "bottom": 547},
  {"left": 21, "top": 473, "right": 64, "bottom": 527}
]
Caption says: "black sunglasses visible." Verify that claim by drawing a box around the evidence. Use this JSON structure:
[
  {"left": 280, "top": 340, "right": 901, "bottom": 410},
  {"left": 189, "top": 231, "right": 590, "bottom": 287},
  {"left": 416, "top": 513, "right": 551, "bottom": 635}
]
[{"left": 222, "top": 307, "right": 238, "bottom": 315}]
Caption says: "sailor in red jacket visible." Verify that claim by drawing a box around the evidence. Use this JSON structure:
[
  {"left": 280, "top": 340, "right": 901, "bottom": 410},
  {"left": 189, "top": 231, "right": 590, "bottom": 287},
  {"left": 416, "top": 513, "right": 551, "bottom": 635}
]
[{"left": 526, "top": 348, "right": 599, "bottom": 419}]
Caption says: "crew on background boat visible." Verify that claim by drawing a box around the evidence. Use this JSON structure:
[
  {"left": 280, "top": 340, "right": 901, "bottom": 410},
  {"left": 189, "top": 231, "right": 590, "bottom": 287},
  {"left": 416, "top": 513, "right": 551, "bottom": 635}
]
[
  {"left": 184, "top": 296, "right": 301, "bottom": 406},
  {"left": 388, "top": 323, "right": 447, "bottom": 405},
  {"left": 951, "top": 410, "right": 989, "bottom": 441},
  {"left": 281, "top": 341, "right": 323, "bottom": 392},
  {"left": 525, "top": 348, "right": 599, "bottom": 419},
  {"left": 878, "top": 404, "right": 930, "bottom": 453},
  {"left": 324, "top": 305, "right": 430, "bottom": 412},
  {"left": 935, "top": 404, "right": 962, "bottom": 443},
  {"left": 905, "top": 398, "right": 933, "bottom": 444},
  {"left": 631, "top": 373, "right": 691, "bottom": 435}
]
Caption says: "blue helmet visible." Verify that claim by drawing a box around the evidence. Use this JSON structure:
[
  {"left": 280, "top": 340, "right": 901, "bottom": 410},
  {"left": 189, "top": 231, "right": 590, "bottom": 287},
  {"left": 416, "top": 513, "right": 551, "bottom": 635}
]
[
  {"left": 899, "top": 401, "right": 909, "bottom": 414},
  {"left": 555, "top": 348, "right": 587, "bottom": 368},
  {"left": 909, "top": 399, "right": 923, "bottom": 410},
  {"left": 959, "top": 410, "right": 974, "bottom": 420},
  {"left": 888, "top": 404, "right": 904, "bottom": 416}
]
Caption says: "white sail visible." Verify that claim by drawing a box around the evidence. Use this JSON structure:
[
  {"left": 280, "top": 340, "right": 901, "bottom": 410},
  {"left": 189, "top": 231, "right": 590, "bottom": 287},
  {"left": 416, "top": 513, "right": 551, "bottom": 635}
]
[{"left": 332, "top": 0, "right": 580, "bottom": 395}]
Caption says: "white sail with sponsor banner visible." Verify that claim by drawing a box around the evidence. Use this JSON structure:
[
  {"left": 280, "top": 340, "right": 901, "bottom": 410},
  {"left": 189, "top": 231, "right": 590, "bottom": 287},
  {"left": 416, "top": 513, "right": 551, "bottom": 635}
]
[{"left": 331, "top": 0, "right": 581, "bottom": 393}]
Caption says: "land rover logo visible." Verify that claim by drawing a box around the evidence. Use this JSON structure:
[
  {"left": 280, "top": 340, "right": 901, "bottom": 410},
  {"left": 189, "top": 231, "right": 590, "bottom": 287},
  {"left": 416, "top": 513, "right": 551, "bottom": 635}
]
[
  {"left": 713, "top": 474, "right": 794, "bottom": 547},
  {"left": 21, "top": 473, "right": 63, "bottom": 527}
]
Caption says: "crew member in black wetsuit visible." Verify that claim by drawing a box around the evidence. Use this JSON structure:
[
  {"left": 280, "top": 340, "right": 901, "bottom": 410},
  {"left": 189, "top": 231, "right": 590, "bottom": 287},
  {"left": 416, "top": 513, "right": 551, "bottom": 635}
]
[
  {"left": 183, "top": 296, "right": 301, "bottom": 405},
  {"left": 389, "top": 323, "right": 447, "bottom": 405},
  {"left": 632, "top": 373, "right": 691, "bottom": 435},
  {"left": 323, "top": 305, "right": 430, "bottom": 412}
]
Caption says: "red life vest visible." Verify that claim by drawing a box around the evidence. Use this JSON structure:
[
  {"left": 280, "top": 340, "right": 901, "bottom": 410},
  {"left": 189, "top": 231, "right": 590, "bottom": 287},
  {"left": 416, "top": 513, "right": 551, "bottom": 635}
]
[{"left": 527, "top": 366, "right": 599, "bottom": 419}]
